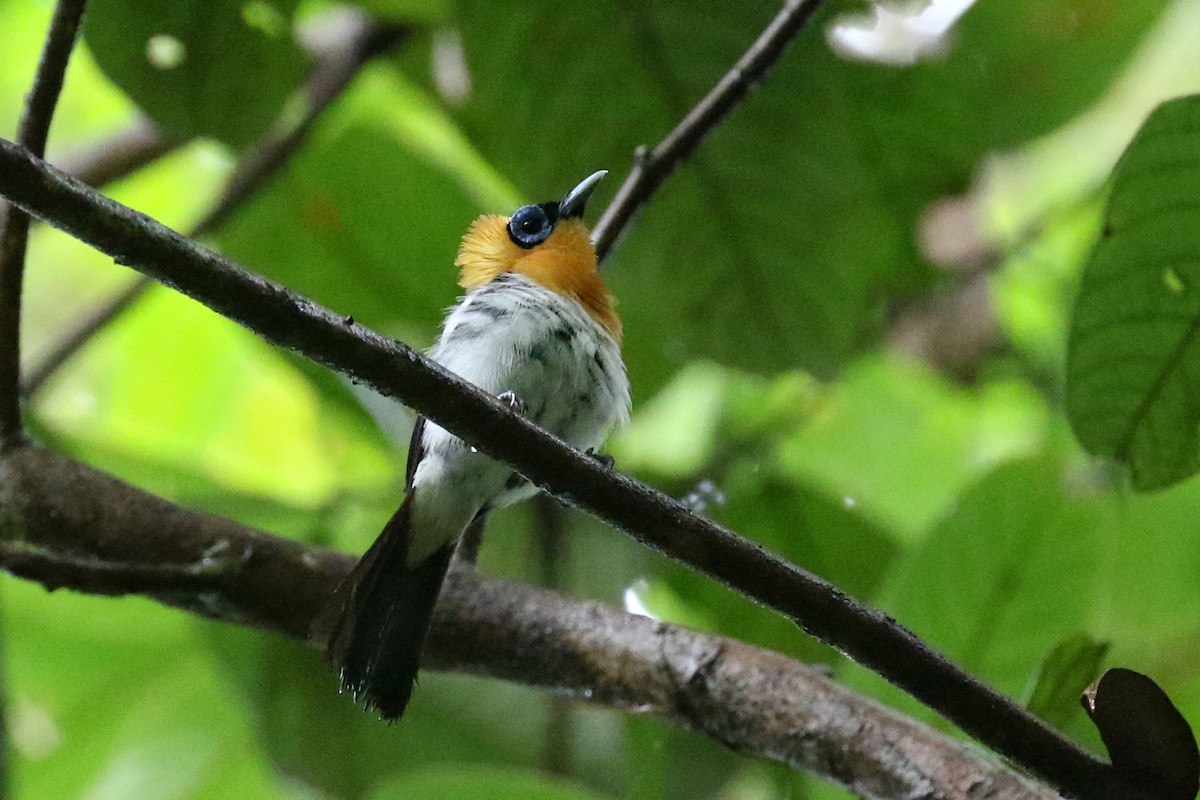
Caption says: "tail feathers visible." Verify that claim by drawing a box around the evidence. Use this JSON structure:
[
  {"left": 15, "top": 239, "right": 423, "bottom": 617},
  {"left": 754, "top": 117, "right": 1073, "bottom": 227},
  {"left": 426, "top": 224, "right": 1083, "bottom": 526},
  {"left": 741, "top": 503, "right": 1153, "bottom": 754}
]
[{"left": 312, "top": 493, "right": 457, "bottom": 721}]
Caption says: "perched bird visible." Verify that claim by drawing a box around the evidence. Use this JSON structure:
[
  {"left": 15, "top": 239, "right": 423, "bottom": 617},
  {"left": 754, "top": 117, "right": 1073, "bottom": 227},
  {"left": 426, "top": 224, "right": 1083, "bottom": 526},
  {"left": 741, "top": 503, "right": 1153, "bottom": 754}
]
[{"left": 313, "top": 171, "right": 630, "bottom": 721}]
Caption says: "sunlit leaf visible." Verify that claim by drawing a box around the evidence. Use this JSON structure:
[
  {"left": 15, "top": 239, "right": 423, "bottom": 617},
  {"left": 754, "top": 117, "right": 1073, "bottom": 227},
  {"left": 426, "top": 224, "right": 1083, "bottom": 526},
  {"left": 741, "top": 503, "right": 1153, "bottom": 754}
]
[
  {"left": 776, "top": 356, "right": 1046, "bottom": 542},
  {"left": 1025, "top": 633, "right": 1109, "bottom": 730},
  {"left": 37, "top": 288, "right": 394, "bottom": 507},
  {"left": 0, "top": 2, "right": 133, "bottom": 146},
  {"left": 610, "top": 362, "right": 728, "bottom": 477}
]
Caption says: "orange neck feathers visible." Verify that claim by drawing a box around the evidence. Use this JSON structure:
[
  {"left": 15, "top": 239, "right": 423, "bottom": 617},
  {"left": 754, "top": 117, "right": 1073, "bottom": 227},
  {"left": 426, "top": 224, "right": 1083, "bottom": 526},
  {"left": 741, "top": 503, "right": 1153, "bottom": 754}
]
[{"left": 455, "top": 216, "right": 621, "bottom": 342}]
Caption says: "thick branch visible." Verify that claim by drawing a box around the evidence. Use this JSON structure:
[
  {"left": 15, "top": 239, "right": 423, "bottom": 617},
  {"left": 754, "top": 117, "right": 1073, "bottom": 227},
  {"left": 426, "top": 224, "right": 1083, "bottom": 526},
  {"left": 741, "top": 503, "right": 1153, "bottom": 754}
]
[
  {"left": 22, "top": 15, "right": 408, "bottom": 397},
  {"left": 591, "top": 0, "right": 823, "bottom": 262},
  {"left": 0, "top": 138, "right": 1146, "bottom": 800},
  {"left": 0, "top": 0, "right": 88, "bottom": 445},
  {"left": 0, "top": 444, "right": 1059, "bottom": 800}
]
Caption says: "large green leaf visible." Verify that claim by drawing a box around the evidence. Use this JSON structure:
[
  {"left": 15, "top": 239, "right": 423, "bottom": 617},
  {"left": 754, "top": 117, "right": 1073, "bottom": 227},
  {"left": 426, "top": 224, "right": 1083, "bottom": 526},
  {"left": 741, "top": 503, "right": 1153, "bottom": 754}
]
[
  {"left": 342, "top": 0, "right": 448, "bottom": 23},
  {"left": 1067, "top": 94, "right": 1200, "bottom": 490},
  {"left": 1025, "top": 634, "right": 1110, "bottom": 731},
  {"left": 215, "top": 68, "right": 516, "bottom": 343},
  {"left": 5, "top": 583, "right": 295, "bottom": 800},
  {"left": 840, "top": 459, "right": 1102, "bottom": 727},
  {"left": 366, "top": 766, "right": 613, "bottom": 800},
  {"left": 226, "top": 635, "right": 558, "bottom": 799},
  {"left": 36, "top": 286, "right": 393, "bottom": 507},
  {"left": 775, "top": 356, "right": 1046, "bottom": 542},
  {"left": 83, "top": 0, "right": 307, "bottom": 148},
  {"left": 447, "top": 0, "right": 1163, "bottom": 393}
]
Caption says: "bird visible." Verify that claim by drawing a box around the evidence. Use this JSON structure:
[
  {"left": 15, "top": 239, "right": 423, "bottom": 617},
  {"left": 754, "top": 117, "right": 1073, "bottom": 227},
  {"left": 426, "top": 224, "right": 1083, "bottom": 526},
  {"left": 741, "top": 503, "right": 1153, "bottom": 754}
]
[{"left": 312, "top": 170, "right": 630, "bottom": 721}]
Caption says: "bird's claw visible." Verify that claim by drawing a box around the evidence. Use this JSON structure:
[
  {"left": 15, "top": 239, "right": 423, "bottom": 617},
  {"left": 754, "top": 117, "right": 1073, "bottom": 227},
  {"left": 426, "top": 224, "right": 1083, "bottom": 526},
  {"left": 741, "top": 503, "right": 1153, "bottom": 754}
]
[
  {"left": 586, "top": 448, "right": 615, "bottom": 470},
  {"left": 497, "top": 390, "right": 525, "bottom": 414}
]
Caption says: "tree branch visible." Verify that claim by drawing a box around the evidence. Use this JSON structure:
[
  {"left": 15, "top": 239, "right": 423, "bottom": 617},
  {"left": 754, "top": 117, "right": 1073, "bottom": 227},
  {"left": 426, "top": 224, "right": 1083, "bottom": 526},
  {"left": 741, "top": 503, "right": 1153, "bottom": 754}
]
[
  {"left": 0, "top": 139, "right": 1147, "bottom": 800},
  {"left": 21, "top": 15, "right": 409, "bottom": 397},
  {"left": 0, "top": 0, "right": 89, "bottom": 447},
  {"left": 0, "top": 444, "right": 1060, "bottom": 800},
  {"left": 591, "top": 0, "right": 823, "bottom": 262}
]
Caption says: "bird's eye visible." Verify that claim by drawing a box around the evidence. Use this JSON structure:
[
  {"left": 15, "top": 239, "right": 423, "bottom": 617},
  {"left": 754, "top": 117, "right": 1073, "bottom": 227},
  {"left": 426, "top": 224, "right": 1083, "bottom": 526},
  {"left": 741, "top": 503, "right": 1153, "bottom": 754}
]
[{"left": 507, "top": 204, "right": 556, "bottom": 249}]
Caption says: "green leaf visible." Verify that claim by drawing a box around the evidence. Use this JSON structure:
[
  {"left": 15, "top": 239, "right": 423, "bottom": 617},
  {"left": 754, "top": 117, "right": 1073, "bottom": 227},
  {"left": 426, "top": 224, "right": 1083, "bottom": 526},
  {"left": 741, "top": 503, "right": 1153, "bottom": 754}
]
[
  {"left": 341, "top": 0, "right": 448, "bottom": 23},
  {"left": 841, "top": 459, "right": 1101, "bottom": 721},
  {"left": 448, "top": 0, "right": 1164, "bottom": 393},
  {"left": 83, "top": 0, "right": 307, "bottom": 148},
  {"left": 37, "top": 287, "right": 394, "bottom": 507},
  {"left": 1025, "top": 634, "right": 1110, "bottom": 730},
  {"left": 679, "top": 464, "right": 899, "bottom": 663},
  {"left": 1067, "top": 94, "right": 1200, "bottom": 490},
  {"left": 5, "top": 584, "right": 291, "bottom": 800},
  {"left": 215, "top": 70, "right": 506, "bottom": 341},
  {"left": 233, "top": 637, "right": 560, "bottom": 799},
  {"left": 775, "top": 356, "right": 1046, "bottom": 542},
  {"left": 366, "top": 766, "right": 614, "bottom": 800},
  {"left": 609, "top": 362, "right": 729, "bottom": 477}
]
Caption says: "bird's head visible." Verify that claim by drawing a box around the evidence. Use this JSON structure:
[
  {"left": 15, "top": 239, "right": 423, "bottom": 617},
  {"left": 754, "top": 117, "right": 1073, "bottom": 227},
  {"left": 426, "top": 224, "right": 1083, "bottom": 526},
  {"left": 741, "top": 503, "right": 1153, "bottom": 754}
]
[{"left": 455, "top": 171, "right": 620, "bottom": 340}]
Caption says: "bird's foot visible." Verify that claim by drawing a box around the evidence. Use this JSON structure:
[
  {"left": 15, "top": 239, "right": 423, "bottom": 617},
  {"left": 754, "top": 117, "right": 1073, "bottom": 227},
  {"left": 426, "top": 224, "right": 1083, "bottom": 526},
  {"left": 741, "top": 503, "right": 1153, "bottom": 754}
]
[
  {"left": 586, "top": 448, "right": 615, "bottom": 470},
  {"left": 497, "top": 390, "right": 526, "bottom": 414}
]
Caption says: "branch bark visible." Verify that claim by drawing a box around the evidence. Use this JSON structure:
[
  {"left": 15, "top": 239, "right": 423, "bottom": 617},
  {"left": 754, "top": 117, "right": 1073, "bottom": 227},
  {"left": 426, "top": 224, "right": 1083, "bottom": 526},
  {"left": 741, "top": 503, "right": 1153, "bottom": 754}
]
[
  {"left": 0, "top": 444, "right": 1060, "bottom": 800},
  {"left": 0, "top": 0, "right": 89, "bottom": 446},
  {"left": 0, "top": 138, "right": 1147, "bottom": 800},
  {"left": 590, "top": 0, "right": 823, "bottom": 262}
]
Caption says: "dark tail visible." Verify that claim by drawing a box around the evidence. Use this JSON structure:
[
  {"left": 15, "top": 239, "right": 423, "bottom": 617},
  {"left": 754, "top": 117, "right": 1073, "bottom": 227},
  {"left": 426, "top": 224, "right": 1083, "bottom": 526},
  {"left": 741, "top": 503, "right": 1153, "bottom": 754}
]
[{"left": 312, "top": 492, "right": 456, "bottom": 721}]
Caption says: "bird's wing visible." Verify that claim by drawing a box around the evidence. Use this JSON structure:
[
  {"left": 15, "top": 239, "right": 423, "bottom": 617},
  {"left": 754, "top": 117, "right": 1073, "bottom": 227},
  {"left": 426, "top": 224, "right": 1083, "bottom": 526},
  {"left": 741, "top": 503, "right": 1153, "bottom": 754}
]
[{"left": 405, "top": 415, "right": 426, "bottom": 490}]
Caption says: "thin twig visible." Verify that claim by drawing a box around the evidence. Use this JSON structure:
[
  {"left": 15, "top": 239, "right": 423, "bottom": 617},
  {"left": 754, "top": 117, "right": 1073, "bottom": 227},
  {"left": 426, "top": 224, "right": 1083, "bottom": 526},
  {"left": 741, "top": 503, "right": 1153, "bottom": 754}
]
[
  {"left": 54, "top": 117, "right": 181, "bottom": 188},
  {"left": 0, "top": 6, "right": 89, "bottom": 798},
  {"left": 21, "top": 277, "right": 150, "bottom": 395},
  {"left": 0, "top": 444, "right": 1061, "bottom": 800},
  {"left": 193, "top": 17, "right": 407, "bottom": 240},
  {"left": 20, "top": 16, "right": 409, "bottom": 397},
  {"left": 0, "top": 140, "right": 1150, "bottom": 800},
  {"left": 0, "top": 0, "right": 89, "bottom": 446},
  {"left": 591, "top": 0, "right": 824, "bottom": 262},
  {"left": 532, "top": 496, "right": 573, "bottom": 775}
]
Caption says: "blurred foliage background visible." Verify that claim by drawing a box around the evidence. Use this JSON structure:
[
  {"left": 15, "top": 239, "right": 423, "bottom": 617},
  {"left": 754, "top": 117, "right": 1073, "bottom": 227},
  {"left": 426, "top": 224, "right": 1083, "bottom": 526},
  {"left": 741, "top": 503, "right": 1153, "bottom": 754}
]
[{"left": 4, "top": 0, "right": 1200, "bottom": 798}]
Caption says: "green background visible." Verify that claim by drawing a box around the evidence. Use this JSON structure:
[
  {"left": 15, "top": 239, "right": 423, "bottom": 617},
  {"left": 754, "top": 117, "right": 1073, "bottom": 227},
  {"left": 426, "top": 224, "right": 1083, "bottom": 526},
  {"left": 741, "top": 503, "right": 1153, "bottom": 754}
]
[{"left": 5, "top": 0, "right": 1200, "bottom": 797}]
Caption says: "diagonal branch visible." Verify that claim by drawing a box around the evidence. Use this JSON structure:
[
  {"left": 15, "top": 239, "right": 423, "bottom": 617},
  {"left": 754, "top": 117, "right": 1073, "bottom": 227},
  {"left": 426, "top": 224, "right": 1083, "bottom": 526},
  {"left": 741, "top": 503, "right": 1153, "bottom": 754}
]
[
  {"left": 591, "top": 0, "right": 824, "bottom": 262},
  {"left": 0, "top": 444, "right": 1060, "bottom": 800},
  {"left": 21, "top": 15, "right": 409, "bottom": 397},
  {"left": 0, "top": 138, "right": 1148, "bottom": 800},
  {"left": 0, "top": 0, "right": 89, "bottom": 446}
]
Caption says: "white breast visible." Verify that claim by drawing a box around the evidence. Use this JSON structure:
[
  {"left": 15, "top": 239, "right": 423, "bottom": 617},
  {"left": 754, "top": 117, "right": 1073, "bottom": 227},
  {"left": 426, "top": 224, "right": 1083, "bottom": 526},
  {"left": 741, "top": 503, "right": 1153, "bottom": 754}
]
[{"left": 409, "top": 273, "right": 629, "bottom": 545}]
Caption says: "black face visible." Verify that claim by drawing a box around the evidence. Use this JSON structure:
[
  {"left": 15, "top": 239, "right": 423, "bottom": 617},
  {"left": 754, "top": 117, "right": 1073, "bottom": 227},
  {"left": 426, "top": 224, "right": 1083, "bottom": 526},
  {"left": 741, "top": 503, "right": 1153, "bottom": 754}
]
[{"left": 507, "top": 202, "right": 559, "bottom": 249}]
